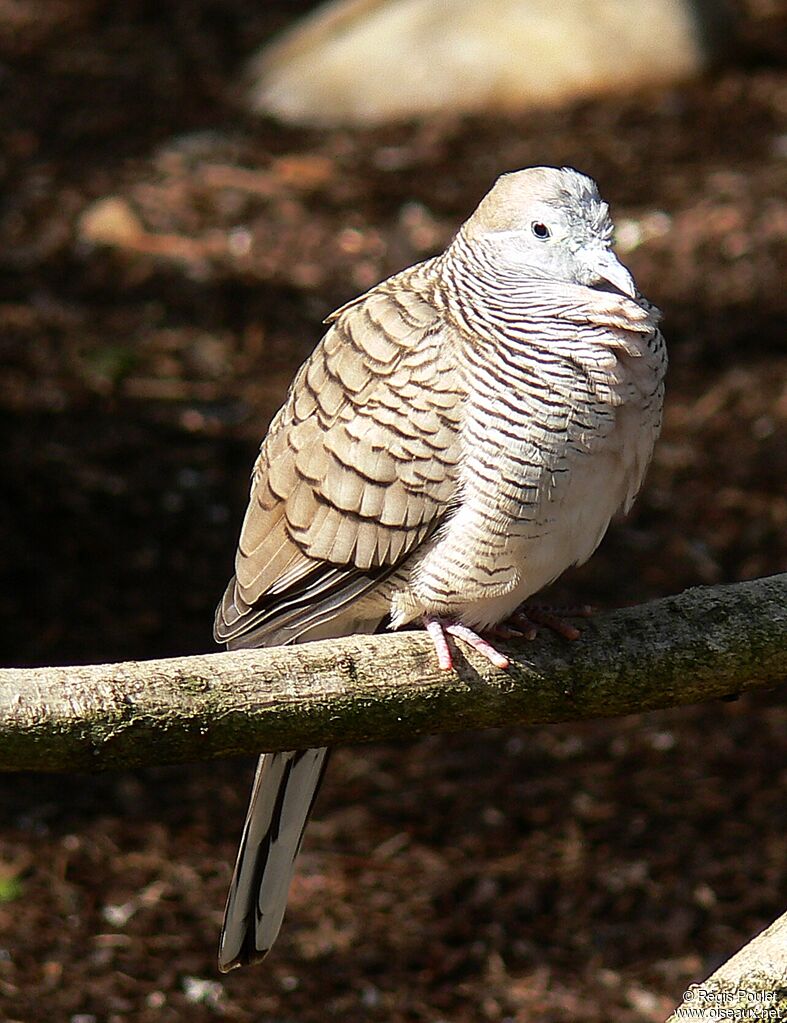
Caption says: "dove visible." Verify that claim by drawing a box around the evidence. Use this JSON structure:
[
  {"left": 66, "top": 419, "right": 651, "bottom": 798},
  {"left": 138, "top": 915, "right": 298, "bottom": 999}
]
[{"left": 214, "top": 166, "right": 666, "bottom": 970}]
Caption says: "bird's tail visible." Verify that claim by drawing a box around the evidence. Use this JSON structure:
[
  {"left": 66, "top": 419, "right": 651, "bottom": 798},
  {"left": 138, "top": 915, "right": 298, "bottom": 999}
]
[{"left": 218, "top": 747, "right": 330, "bottom": 972}]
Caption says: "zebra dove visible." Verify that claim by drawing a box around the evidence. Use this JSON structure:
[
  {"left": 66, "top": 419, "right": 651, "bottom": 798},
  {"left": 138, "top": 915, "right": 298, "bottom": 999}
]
[{"left": 214, "top": 166, "right": 666, "bottom": 970}]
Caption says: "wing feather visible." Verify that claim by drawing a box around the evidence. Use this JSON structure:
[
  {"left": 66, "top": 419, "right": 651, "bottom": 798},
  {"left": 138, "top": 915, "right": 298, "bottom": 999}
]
[{"left": 214, "top": 269, "right": 464, "bottom": 648}]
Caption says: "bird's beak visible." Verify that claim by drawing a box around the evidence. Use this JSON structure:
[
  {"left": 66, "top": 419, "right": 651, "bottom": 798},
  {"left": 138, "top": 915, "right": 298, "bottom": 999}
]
[{"left": 585, "top": 248, "right": 637, "bottom": 299}]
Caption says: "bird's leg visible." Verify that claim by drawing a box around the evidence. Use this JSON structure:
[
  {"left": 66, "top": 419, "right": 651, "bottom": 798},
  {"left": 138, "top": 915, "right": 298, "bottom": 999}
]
[
  {"left": 423, "top": 616, "right": 510, "bottom": 672},
  {"left": 501, "top": 604, "right": 594, "bottom": 642}
]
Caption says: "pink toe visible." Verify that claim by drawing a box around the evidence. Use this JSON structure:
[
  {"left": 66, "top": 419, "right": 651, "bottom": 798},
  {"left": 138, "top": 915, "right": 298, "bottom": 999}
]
[
  {"left": 425, "top": 618, "right": 454, "bottom": 671},
  {"left": 445, "top": 624, "right": 510, "bottom": 670}
]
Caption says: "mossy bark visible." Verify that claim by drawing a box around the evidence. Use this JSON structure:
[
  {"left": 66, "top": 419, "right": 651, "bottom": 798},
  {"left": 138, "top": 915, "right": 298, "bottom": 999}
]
[{"left": 0, "top": 574, "right": 785, "bottom": 773}]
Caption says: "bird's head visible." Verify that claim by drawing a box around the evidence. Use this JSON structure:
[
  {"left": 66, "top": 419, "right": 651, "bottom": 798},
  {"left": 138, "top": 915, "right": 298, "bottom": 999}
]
[{"left": 461, "top": 166, "right": 637, "bottom": 299}]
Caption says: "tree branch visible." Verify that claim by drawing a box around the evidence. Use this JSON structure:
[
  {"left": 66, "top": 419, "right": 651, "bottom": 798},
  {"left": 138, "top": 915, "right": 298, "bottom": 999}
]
[
  {"left": 666, "top": 909, "right": 787, "bottom": 1022},
  {"left": 1, "top": 574, "right": 785, "bottom": 773}
]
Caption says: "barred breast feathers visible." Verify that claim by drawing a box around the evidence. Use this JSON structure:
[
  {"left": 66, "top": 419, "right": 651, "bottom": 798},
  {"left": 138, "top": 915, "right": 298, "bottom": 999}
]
[{"left": 389, "top": 235, "right": 666, "bottom": 629}]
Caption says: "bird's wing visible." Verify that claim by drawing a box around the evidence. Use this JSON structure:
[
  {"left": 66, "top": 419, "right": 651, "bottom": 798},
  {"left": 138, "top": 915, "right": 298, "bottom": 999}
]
[{"left": 215, "top": 277, "right": 464, "bottom": 648}]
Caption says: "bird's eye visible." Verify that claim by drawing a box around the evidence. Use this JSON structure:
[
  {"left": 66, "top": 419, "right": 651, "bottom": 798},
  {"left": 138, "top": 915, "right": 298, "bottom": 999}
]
[{"left": 531, "top": 222, "right": 551, "bottom": 239}]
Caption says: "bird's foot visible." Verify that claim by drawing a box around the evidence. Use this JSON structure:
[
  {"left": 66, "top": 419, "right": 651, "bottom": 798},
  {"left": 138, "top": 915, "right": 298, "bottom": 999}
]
[
  {"left": 423, "top": 616, "right": 510, "bottom": 672},
  {"left": 493, "top": 603, "right": 594, "bottom": 643},
  {"left": 422, "top": 604, "right": 591, "bottom": 671}
]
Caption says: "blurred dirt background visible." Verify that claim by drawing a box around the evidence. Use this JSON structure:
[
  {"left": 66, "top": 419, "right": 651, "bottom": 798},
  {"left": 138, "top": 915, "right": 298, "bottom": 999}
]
[{"left": 0, "top": 1, "right": 786, "bottom": 1021}]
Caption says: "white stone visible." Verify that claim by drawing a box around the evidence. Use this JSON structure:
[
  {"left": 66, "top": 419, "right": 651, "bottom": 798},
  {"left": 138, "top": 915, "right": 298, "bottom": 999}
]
[{"left": 246, "top": 0, "right": 729, "bottom": 126}]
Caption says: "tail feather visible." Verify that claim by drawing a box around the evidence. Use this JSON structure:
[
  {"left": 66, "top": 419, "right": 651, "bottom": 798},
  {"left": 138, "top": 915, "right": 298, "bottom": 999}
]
[
  {"left": 218, "top": 747, "right": 330, "bottom": 972},
  {"left": 218, "top": 618, "right": 379, "bottom": 971}
]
